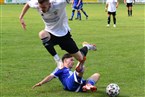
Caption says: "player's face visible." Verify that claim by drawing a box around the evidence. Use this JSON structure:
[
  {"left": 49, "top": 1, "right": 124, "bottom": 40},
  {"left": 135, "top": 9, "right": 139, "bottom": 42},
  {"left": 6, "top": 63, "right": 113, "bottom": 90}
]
[
  {"left": 66, "top": 57, "right": 74, "bottom": 69},
  {"left": 39, "top": 1, "right": 51, "bottom": 13}
]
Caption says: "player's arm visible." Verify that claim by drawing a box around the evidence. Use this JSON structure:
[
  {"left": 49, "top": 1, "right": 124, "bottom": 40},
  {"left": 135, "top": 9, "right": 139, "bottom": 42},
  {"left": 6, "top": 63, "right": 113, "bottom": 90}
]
[
  {"left": 105, "top": 3, "right": 108, "bottom": 12},
  {"left": 19, "top": 3, "right": 30, "bottom": 30},
  {"left": 32, "top": 74, "right": 55, "bottom": 89},
  {"left": 71, "top": 0, "right": 74, "bottom": 7},
  {"left": 124, "top": 0, "right": 126, "bottom": 4},
  {"left": 77, "top": 0, "right": 81, "bottom": 7},
  {"left": 116, "top": 1, "right": 119, "bottom": 8}
]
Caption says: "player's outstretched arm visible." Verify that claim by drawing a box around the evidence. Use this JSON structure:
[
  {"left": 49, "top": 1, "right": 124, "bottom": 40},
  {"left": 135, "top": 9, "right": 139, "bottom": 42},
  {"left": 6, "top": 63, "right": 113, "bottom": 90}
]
[
  {"left": 77, "top": 0, "right": 81, "bottom": 7},
  {"left": 105, "top": 3, "right": 108, "bottom": 12},
  {"left": 19, "top": 3, "right": 30, "bottom": 30},
  {"left": 124, "top": 0, "right": 126, "bottom": 4},
  {"left": 116, "top": 1, "right": 119, "bottom": 8},
  {"left": 32, "top": 74, "right": 55, "bottom": 89}
]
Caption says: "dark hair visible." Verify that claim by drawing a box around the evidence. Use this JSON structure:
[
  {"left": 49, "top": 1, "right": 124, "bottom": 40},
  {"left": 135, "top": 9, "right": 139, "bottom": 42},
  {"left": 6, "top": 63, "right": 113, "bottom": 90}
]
[
  {"left": 38, "top": 0, "right": 49, "bottom": 4},
  {"left": 62, "top": 53, "right": 72, "bottom": 62}
]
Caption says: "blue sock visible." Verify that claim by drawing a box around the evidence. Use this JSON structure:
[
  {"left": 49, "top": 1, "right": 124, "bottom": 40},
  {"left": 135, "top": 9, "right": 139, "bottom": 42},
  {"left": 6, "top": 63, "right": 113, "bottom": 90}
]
[
  {"left": 71, "top": 10, "right": 75, "bottom": 19},
  {"left": 83, "top": 11, "right": 88, "bottom": 17},
  {"left": 78, "top": 11, "right": 81, "bottom": 20},
  {"left": 87, "top": 79, "right": 96, "bottom": 85}
]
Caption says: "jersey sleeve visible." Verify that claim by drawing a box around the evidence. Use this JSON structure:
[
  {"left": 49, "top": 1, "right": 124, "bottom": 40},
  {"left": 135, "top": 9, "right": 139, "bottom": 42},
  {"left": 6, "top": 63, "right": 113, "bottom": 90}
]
[
  {"left": 27, "top": 0, "right": 38, "bottom": 8},
  {"left": 51, "top": 67, "right": 62, "bottom": 78}
]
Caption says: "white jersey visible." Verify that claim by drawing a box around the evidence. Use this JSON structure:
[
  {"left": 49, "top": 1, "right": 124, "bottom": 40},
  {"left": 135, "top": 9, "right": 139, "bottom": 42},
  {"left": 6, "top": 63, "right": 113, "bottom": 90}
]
[
  {"left": 27, "top": 0, "right": 71, "bottom": 37},
  {"left": 106, "top": 0, "right": 117, "bottom": 12},
  {"left": 126, "top": 0, "right": 133, "bottom": 3}
]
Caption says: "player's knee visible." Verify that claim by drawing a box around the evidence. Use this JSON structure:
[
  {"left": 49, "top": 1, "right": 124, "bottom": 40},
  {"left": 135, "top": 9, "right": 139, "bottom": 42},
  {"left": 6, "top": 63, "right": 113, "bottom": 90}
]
[
  {"left": 94, "top": 73, "right": 100, "bottom": 78},
  {"left": 39, "top": 30, "right": 50, "bottom": 39},
  {"left": 78, "top": 56, "right": 86, "bottom": 62},
  {"left": 72, "top": 10, "right": 75, "bottom": 13}
]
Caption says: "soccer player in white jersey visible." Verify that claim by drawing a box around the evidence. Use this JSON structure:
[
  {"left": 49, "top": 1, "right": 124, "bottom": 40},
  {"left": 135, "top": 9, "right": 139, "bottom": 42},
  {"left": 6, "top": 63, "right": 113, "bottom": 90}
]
[
  {"left": 124, "top": 0, "right": 134, "bottom": 16},
  {"left": 32, "top": 44, "right": 100, "bottom": 92},
  {"left": 19, "top": 0, "right": 94, "bottom": 69},
  {"left": 105, "top": 0, "right": 119, "bottom": 27}
]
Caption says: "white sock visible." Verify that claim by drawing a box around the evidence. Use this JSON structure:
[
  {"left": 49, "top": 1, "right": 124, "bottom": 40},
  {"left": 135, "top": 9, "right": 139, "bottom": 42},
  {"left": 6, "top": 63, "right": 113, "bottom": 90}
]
[
  {"left": 83, "top": 45, "right": 90, "bottom": 50},
  {"left": 53, "top": 54, "right": 63, "bottom": 68},
  {"left": 53, "top": 54, "right": 60, "bottom": 61}
]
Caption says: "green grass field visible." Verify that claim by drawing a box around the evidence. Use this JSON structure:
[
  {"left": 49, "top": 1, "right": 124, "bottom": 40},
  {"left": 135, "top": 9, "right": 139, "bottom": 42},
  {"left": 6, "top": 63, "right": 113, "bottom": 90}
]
[{"left": 0, "top": 3, "right": 145, "bottom": 97}]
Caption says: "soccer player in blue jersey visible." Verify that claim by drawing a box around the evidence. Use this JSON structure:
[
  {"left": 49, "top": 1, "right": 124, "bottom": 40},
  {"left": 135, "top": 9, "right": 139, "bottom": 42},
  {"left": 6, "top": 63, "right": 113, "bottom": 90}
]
[
  {"left": 75, "top": 6, "right": 88, "bottom": 20},
  {"left": 69, "top": 0, "right": 88, "bottom": 20},
  {"left": 32, "top": 43, "right": 100, "bottom": 92}
]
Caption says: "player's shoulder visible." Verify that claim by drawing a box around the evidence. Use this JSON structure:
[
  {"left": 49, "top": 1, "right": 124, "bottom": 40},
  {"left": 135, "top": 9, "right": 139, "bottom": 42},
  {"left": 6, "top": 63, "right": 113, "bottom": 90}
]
[
  {"left": 27, "top": 0, "right": 38, "bottom": 8},
  {"left": 28, "top": 0, "right": 38, "bottom": 3}
]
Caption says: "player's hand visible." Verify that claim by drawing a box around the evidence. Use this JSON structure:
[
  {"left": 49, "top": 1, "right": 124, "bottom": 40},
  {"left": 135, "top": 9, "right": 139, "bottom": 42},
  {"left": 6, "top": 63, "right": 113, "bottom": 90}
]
[
  {"left": 116, "top": 5, "right": 118, "bottom": 8},
  {"left": 19, "top": 18, "right": 26, "bottom": 30},
  {"left": 105, "top": 8, "right": 107, "bottom": 12},
  {"left": 76, "top": 5, "right": 79, "bottom": 8},
  {"left": 124, "top": 1, "right": 126, "bottom": 4},
  {"left": 32, "top": 82, "right": 42, "bottom": 89}
]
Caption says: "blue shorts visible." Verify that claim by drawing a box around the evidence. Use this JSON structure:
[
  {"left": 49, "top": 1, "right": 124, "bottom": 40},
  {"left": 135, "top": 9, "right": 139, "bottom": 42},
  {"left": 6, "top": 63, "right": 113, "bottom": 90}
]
[
  {"left": 73, "top": 4, "right": 83, "bottom": 10},
  {"left": 65, "top": 71, "right": 86, "bottom": 92}
]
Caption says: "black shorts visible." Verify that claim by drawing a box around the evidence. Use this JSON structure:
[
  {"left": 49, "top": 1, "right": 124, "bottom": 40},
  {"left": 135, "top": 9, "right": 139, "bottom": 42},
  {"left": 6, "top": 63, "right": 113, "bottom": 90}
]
[
  {"left": 49, "top": 32, "right": 79, "bottom": 54},
  {"left": 108, "top": 11, "right": 116, "bottom": 16},
  {"left": 127, "top": 3, "right": 133, "bottom": 7}
]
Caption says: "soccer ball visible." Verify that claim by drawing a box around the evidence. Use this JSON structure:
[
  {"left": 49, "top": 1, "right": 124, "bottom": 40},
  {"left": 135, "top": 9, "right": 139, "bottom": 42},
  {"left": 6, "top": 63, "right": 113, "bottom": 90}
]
[{"left": 106, "top": 83, "right": 120, "bottom": 97}]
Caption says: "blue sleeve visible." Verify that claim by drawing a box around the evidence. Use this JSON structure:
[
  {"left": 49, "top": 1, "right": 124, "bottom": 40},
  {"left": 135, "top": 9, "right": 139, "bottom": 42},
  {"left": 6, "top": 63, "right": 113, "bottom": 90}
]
[{"left": 52, "top": 68, "right": 62, "bottom": 77}]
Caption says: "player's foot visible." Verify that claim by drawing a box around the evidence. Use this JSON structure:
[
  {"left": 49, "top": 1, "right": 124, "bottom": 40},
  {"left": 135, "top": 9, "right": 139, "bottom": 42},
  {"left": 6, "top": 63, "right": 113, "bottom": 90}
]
[
  {"left": 69, "top": 18, "right": 73, "bottom": 21},
  {"left": 86, "top": 16, "right": 88, "bottom": 20},
  {"left": 82, "top": 84, "right": 97, "bottom": 92},
  {"left": 75, "top": 57, "right": 86, "bottom": 72},
  {"left": 113, "top": 24, "right": 116, "bottom": 27},
  {"left": 82, "top": 42, "right": 96, "bottom": 51},
  {"left": 107, "top": 24, "right": 110, "bottom": 27}
]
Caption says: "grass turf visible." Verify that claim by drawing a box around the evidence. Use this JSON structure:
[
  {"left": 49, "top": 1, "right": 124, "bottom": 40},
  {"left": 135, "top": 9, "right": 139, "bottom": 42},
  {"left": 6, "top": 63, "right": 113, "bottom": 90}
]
[{"left": 0, "top": 3, "right": 145, "bottom": 97}]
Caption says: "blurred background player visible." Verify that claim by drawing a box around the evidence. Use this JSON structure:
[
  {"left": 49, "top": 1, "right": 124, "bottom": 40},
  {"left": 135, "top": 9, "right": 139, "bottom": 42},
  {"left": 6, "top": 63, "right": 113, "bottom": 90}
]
[
  {"left": 75, "top": 7, "right": 88, "bottom": 20},
  {"left": 19, "top": 0, "right": 91, "bottom": 69},
  {"left": 32, "top": 44, "right": 100, "bottom": 92},
  {"left": 105, "top": 0, "right": 119, "bottom": 27},
  {"left": 69, "top": 0, "right": 88, "bottom": 21},
  {"left": 124, "top": 0, "right": 134, "bottom": 16}
]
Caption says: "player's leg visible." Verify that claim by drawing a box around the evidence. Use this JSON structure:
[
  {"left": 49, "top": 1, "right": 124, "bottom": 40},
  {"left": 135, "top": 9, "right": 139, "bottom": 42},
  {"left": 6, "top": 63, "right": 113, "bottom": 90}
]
[
  {"left": 58, "top": 33, "right": 85, "bottom": 72},
  {"left": 129, "top": 3, "right": 133, "bottom": 16},
  {"left": 107, "top": 12, "right": 111, "bottom": 27},
  {"left": 130, "top": 6, "right": 132, "bottom": 16},
  {"left": 77, "top": 10, "right": 81, "bottom": 20},
  {"left": 69, "top": 9, "right": 75, "bottom": 20},
  {"left": 127, "top": 4, "right": 130, "bottom": 16},
  {"left": 82, "top": 73, "right": 100, "bottom": 92},
  {"left": 73, "top": 42, "right": 96, "bottom": 72},
  {"left": 58, "top": 33, "right": 96, "bottom": 72},
  {"left": 127, "top": 3, "right": 132, "bottom": 16},
  {"left": 113, "top": 12, "right": 116, "bottom": 27},
  {"left": 81, "top": 8, "right": 88, "bottom": 19},
  {"left": 75, "top": 10, "right": 79, "bottom": 20},
  {"left": 39, "top": 30, "right": 61, "bottom": 67}
]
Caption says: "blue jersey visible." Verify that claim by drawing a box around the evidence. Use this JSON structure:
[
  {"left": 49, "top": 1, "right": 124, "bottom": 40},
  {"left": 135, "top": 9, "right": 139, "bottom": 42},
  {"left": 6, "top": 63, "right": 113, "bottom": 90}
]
[
  {"left": 52, "top": 67, "right": 86, "bottom": 92},
  {"left": 73, "top": 0, "right": 83, "bottom": 10},
  {"left": 73, "top": 0, "right": 83, "bottom": 5}
]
